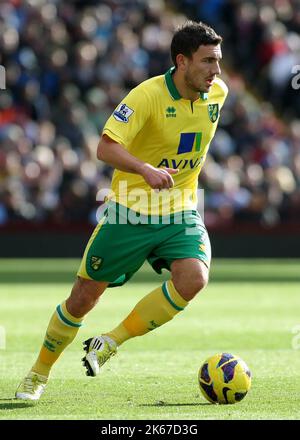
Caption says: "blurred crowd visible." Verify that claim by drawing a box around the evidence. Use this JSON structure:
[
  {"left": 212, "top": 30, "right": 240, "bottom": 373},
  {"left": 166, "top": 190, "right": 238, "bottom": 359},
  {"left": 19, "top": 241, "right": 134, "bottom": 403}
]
[
  {"left": 0, "top": 0, "right": 299, "bottom": 228},
  {"left": 177, "top": 0, "right": 300, "bottom": 119}
]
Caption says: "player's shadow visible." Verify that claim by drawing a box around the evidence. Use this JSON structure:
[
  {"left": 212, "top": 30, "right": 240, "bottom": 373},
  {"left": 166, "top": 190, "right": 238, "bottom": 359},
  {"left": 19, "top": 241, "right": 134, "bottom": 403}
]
[
  {"left": 139, "top": 402, "right": 211, "bottom": 407},
  {"left": 0, "top": 399, "right": 36, "bottom": 410}
]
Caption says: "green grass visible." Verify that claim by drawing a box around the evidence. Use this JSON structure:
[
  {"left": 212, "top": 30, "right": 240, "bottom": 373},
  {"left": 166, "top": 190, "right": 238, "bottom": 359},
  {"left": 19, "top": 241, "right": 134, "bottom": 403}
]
[{"left": 0, "top": 259, "right": 300, "bottom": 420}]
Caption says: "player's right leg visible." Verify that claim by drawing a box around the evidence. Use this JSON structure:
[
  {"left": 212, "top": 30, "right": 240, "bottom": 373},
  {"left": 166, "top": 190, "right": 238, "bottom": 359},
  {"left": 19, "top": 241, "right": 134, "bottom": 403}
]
[
  {"left": 76, "top": 203, "right": 156, "bottom": 377},
  {"left": 15, "top": 277, "right": 108, "bottom": 401}
]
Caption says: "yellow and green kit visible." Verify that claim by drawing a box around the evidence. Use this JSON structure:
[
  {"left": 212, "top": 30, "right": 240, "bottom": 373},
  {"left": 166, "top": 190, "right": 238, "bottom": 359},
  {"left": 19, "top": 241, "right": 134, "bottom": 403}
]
[
  {"left": 78, "top": 201, "right": 211, "bottom": 286},
  {"left": 78, "top": 67, "right": 228, "bottom": 286}
]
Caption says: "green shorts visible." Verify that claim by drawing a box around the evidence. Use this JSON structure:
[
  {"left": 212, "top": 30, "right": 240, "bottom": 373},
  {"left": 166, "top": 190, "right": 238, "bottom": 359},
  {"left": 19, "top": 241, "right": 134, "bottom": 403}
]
[{"left": 77, "top": 202, "right": 211, "bottom": 287}]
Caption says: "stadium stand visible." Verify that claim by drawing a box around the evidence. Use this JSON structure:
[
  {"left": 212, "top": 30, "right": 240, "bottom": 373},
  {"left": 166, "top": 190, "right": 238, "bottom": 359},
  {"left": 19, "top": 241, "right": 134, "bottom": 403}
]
[{"left": 0, "top": 0, "right": 299, "bottom": 231}]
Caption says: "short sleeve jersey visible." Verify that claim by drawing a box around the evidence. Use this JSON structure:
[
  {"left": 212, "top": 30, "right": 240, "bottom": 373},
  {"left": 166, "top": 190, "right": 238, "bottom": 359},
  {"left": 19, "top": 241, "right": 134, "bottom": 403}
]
[{"left": 102, "top": 67, "right": 228, "bottom": 215}]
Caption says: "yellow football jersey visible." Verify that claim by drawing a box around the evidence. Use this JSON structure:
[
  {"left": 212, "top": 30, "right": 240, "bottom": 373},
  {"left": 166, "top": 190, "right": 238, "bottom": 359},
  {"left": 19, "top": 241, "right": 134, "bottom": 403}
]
[{"left": 102, "top": 67, "right": 228, "bottom": 215}]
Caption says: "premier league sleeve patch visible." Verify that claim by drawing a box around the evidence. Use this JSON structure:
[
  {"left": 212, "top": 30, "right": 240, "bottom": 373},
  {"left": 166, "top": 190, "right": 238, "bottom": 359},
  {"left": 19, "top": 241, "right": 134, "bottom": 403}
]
[{"left": 113, "top": 103, "right": 134, "bottom": 123}]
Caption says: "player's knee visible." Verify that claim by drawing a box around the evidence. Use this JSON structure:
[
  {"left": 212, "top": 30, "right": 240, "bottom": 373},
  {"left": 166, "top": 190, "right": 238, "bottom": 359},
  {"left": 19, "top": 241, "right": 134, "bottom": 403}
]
[
  {"left": 173, "top": 271, "right": 208, "bottom": 301},
  {"left": 194, "top": 271, "right": 209, "bottom": 293},
  {"left": 67, "top": 277, "right": 107, "bottom": 317},
  {"left": 189, "top": 272, "right": 208, "bottom": 296}
]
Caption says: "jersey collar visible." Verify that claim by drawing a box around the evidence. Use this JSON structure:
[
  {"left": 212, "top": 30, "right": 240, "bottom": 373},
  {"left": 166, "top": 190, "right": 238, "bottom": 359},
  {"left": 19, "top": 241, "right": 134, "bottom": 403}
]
[{"left": 164, "top": 67, "right": 208, "bottom": 101}]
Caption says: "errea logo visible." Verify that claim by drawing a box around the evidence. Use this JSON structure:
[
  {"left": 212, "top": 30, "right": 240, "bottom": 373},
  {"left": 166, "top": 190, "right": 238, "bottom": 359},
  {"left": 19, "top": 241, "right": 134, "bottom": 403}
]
[{"left": 166, "top": 106, "right": 176, "bottom": 118}]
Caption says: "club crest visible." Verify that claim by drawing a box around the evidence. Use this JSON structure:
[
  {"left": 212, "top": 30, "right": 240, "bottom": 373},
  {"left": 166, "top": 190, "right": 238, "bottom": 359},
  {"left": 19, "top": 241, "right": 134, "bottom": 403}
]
[
  {"left": 208, "top": 103, "right": 219, "bottom": 123},
  {"left": 90, "top": 256, "right": 102, "bottom": 271}
]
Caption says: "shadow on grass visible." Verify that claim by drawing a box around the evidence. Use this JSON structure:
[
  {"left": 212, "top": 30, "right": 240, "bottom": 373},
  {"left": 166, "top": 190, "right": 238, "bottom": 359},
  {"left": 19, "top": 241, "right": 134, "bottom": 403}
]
[
  {"left": 139, "top": 402, "right": 211, "bottom": 407},
  {"left": 0, "top": 399, "right": 36, "bottom": 410}
]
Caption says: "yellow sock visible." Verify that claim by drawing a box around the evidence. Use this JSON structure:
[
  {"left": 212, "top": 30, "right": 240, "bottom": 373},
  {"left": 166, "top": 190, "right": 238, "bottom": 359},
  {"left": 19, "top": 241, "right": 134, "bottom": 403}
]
[
  {"left": 31, "top": 301, "right": 84, "bottom": 377},
  {"left": 104, "top": 280, "right": 188, "bottom": 346}
]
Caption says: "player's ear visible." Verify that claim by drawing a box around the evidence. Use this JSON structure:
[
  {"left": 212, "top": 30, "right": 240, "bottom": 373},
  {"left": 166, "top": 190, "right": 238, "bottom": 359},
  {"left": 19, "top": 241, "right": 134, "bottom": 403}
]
[{"left": 176, "top": 54, "right": 188, "bottom": 71}]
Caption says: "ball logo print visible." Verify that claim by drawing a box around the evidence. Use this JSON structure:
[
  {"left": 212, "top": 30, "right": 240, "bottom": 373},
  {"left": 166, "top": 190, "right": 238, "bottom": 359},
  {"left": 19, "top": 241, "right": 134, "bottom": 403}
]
[{"left": 198, "top": 353, "right": 251, "bottom": 404}]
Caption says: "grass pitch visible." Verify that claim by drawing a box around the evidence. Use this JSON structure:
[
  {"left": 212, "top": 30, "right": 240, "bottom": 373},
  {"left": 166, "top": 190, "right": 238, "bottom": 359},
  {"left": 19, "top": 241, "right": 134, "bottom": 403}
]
[{"left": 0, "top": 259, "right": 300, "bottom": 420}]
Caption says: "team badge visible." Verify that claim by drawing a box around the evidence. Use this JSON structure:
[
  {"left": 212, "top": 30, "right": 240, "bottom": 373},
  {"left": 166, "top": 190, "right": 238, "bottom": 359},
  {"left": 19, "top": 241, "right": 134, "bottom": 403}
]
[
  {"left": 90, "top": 256, "right": 102, "bottom": 271},
  {"left": 113, "top": 103, "right": 134, "bottom": 123},
  {"left": 208, "top": 103, "right": 219, "bottom": 123}
]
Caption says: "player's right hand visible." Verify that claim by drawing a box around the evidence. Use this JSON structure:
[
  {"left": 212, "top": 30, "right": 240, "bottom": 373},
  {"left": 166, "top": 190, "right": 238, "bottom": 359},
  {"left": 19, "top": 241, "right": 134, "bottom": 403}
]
[{"left": 139, "top": 163, "right": 179, "bottom": 190}]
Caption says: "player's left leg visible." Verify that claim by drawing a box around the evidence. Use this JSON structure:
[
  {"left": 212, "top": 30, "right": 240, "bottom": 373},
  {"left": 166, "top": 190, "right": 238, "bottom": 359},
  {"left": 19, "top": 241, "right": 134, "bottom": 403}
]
[
  {"left": 102, "top": 212, "right": 211, "bottom": 347},
  {"left": 103, "top": 257, "right": 208, "bottom": 347}
]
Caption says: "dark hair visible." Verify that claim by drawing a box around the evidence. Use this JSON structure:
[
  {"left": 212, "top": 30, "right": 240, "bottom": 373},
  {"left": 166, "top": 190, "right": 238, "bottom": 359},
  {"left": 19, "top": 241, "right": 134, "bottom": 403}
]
[{"left": 171, "top": 21, "right": 222, "bottom": 67}]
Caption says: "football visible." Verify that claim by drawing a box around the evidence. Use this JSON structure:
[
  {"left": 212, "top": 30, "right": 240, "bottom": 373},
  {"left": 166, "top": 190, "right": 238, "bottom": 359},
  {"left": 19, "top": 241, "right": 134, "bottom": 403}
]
[{"left": 198, "top": 353, "right": 251, "bottom": 404}]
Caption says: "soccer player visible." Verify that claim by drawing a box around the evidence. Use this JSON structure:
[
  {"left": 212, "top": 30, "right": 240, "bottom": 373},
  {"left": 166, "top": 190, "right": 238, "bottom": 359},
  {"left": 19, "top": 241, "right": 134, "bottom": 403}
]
[{"left": 16, "top": 21, "right": 227, "bottom": 400}]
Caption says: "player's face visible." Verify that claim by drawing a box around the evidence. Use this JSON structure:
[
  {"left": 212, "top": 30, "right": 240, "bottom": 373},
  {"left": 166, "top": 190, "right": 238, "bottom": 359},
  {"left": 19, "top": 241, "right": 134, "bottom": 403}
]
[{"left": 184, "top": 44, "right": 222, "bottom": 93}]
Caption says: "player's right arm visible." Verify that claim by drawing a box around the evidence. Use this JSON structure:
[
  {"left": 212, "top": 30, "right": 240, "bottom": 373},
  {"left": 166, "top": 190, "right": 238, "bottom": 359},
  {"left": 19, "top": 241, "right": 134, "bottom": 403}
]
[
  {"left": 98, "top": 85, "right": 178, "bottom": 190},
  {"left": 97, "top": 135, "right": 178, "bottom": 190}
]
